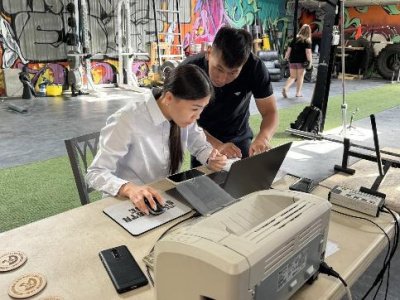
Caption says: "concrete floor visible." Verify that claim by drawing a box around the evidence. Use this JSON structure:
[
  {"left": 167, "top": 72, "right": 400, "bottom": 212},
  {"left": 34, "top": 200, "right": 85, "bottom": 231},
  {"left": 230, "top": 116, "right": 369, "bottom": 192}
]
[
  {"left": 0, "top": 89, "right": 133, "bottom": 169},
  {"left": 0, "top": 77, "right": 399, "bottom": 299},
  {"left": 0, "top": 77, "right": 389, "bottom": 169}
]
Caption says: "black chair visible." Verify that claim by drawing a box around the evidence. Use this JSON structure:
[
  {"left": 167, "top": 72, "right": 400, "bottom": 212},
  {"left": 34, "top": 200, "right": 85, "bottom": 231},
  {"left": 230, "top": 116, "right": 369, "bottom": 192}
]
[{"left": 65, "top": 132, "right": 100, "bottom": 205}]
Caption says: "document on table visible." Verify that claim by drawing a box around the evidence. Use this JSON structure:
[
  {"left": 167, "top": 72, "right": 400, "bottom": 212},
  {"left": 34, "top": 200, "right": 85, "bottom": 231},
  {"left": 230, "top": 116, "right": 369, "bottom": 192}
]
[{"left": 325, "top": 240, "right": 340, "bottom": 258}]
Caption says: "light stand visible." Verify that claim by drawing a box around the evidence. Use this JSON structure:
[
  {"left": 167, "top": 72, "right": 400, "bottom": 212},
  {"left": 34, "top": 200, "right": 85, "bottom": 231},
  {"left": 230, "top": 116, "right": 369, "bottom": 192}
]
[
  {"left": 347, "top": 108, "right": 359, "bottom": 130},
  {"left": 339, "top": 0, "right": 347, "bottom": 137},
  {"left": 339, "top": 0, "right": 363, "bottom": 137}
]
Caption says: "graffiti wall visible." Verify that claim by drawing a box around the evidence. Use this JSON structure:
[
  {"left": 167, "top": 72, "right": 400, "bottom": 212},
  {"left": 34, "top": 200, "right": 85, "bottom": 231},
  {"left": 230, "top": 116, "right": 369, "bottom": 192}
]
[
  {"left": 0, "top": 0, "right": 283, "bottom": 96},
  {"left": 347, "top": 5, "right": 400, "bottom": 42},
  {"left": 298, "top": 4, "right": 400, "bottom": 40}
]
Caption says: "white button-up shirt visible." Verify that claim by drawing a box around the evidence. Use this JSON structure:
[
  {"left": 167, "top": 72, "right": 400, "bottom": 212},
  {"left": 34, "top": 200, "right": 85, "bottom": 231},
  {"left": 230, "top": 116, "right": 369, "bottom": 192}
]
[{"left": 86, "top": 92, "right": 213, "bottom": 196}]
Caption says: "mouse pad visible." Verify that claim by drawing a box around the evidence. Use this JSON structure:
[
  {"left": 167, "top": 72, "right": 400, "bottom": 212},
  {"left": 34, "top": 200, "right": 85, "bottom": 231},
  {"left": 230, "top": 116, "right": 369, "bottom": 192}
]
[{"left": 103, "top": 192, "right": 193, "bottom": 236}]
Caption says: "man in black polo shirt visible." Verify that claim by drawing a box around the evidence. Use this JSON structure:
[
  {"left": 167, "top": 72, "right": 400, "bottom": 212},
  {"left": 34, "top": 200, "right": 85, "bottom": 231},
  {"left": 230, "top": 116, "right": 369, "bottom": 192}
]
[{"left": 181, "top": 26, "right": 279, "bottom": 167}]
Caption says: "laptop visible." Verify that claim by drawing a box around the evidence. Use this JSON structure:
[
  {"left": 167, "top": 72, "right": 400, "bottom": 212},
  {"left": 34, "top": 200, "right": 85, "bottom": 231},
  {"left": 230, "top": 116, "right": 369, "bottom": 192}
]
[
  {"left": 172, "top": 142, "right": 292, "bottom": 215},
  {"left": 103, "top": 142, "right": 292, "bottom": 235},
  {"left": 207, "top": 142, "right": 292, "bottom": 198}
]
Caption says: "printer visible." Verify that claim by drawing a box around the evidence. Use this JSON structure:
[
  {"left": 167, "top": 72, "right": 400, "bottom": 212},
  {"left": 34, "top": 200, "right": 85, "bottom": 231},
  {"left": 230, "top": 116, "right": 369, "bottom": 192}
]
[{"left": 154, "top": 189, "right": 331, "bottom": 300}]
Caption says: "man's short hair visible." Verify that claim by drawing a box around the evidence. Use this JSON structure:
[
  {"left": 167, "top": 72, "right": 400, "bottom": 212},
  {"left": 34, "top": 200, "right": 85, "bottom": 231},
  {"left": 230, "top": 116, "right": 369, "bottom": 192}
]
[{"left": 212, "top": 26, "right": 252, "bottom": 68}]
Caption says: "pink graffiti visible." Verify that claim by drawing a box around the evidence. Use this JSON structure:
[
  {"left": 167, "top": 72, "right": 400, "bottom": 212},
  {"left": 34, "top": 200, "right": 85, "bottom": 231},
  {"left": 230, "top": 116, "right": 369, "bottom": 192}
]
[
  {"left": 91, "top": 62, "right": 115, "bottom": 84},
  {"left": 16, "top": 62, "right": 67, "bottom": 85},
  {"left": 132, "top": 61, "right": 149, "bottom": 80},
  {"left": 184, "top": 0, "right": 227, "bottom": 49}
]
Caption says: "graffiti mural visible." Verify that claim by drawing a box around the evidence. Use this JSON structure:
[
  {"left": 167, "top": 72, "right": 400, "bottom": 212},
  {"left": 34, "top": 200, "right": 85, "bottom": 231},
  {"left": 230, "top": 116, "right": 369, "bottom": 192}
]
[
  {"left": 0, "top": 14, "right": 28, "bottom": 68},
  {"left": 348, "top": 5, "right": 400, "bottom": 41},
  {"left": 183, "top": 0, "right": 227, "bottom": 50},
  {"left": 298, "top": 4, "right": 400, "bottom": 40},
  {"left": 224, "top": 0, "right": 284, "bottom": 30},
  {"left": 1, "top": 0, "right": 117, "bottom": 61},
  {"left": 0, "top": 0, "right": 292, "bottom": 96},
  {"left": 182, "top": 0, "right": 285, "bottom": 52}
]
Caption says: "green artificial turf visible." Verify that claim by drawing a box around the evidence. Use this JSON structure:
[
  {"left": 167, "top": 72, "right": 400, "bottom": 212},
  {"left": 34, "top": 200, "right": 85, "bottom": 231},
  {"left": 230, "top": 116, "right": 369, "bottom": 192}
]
[
  {"left": 1, "top": 83, "right": 399, "bottom": 232},
  {"left": 250, "top": 83, "right": 400, "bottom": 147},
  {"left": 0, "top": 156, "right": 102, "bottom": 231}
]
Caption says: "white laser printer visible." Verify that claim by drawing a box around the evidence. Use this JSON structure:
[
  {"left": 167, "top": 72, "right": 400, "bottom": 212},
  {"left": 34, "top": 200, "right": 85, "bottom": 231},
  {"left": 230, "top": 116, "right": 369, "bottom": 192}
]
[{"left": 154, "top": 189, "right": 331, "bottom": 300}]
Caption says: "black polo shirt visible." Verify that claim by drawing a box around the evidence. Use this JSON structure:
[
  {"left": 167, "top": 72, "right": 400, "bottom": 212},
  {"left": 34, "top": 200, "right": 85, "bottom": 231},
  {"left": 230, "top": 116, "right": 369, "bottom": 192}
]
[{"left": 181, "top": 52, "right": 273, "bottom": 142}]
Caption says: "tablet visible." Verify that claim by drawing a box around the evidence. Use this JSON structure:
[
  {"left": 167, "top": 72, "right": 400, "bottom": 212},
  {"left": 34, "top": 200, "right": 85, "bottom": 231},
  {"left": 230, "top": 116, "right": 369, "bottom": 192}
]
[{"left": 167, "top": 169, "right": 205, "bottom": 183}]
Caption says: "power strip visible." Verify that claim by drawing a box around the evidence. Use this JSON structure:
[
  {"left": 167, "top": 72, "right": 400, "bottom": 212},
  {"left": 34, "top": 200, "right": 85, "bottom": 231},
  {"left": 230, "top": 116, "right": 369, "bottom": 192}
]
[{"left": 328, "top": 185, "right": 385, "bottom": 217}]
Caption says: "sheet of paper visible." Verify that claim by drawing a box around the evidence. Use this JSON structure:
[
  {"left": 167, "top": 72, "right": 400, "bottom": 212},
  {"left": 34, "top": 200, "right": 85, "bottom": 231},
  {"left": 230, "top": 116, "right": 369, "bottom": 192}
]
[
  {"left": 325, "top": 240, "right": 340, "bottom": 258},
  {"left": 222, "top": 157, "right": 241, "bottom": 172}
]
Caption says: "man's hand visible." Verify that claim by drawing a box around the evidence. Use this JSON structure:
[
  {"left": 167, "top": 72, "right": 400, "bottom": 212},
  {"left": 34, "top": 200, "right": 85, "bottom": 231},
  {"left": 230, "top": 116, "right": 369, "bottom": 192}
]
[
  {"left": 217, "top": 142, "right": 242, "bottom": 159},
  {"left": 207, "top": 149, "right": 227, "bottom": 171},
  {"left": 249, "top": 137, "right": 271, "bottom": 156},
  {"left": 118, "top": 183, "right": 164, "bottom": 215}
]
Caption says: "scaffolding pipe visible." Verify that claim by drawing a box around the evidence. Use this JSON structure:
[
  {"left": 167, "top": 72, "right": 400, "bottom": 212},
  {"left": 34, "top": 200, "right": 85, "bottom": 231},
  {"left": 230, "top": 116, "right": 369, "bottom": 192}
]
[
  {"left": 79, "top": 0, "right": 95, "bottom": 90},
  {"left": 116, "top": 0, "right": 142, "bottom": 90}
]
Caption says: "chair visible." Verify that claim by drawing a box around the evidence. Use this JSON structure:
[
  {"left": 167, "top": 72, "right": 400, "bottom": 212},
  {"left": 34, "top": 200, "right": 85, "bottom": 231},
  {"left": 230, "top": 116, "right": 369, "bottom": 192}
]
[{"left": 65, "top": 132, "right": 100, "bottom": 205}]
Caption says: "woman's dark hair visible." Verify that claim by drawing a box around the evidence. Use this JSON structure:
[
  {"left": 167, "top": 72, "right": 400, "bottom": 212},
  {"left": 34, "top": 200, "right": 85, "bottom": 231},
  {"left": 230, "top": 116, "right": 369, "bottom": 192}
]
[
  {"left": 212, "top": 26, "right": 252, "bottom": 68},
  {"left": 155, "top": 64, "right": 214, "bottom": 174}
]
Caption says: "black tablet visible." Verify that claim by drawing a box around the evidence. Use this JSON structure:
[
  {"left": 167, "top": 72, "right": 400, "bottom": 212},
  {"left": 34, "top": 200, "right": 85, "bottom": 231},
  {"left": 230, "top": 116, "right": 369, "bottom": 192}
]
[{"left": 167, "top": 169, "right": 205, "bottom": 183}]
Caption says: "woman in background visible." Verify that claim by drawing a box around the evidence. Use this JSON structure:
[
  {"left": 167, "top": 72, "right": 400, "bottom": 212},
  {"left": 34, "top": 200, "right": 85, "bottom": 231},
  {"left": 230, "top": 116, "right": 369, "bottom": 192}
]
[
  {"left": 86, "top": 64, "right": 226, "bottom": 214},
  {"left": 282, "top": 24, "right": 313, "bottom": 98}
]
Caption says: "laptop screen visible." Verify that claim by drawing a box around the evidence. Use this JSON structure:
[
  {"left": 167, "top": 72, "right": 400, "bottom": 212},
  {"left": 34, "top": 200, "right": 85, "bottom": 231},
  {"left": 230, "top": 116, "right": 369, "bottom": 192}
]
[{"left": 222, "top": 142, "right": 292, "bottom": 198}]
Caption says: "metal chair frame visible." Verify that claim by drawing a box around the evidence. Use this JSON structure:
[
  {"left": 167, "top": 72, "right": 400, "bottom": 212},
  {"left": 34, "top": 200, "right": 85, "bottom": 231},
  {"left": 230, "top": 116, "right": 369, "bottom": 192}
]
[{"left": 65, "top": 132, "right": 100, "bottom": 205}]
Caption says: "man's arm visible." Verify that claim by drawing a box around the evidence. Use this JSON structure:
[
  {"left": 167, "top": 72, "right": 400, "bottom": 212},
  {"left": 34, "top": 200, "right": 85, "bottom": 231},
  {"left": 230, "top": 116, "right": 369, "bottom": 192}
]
[
  {"left": 203, "top": 130, "right": 242, "bottom": 158},
  {"left": 250, "top": 94, "right": 279, "bottom": 155}
]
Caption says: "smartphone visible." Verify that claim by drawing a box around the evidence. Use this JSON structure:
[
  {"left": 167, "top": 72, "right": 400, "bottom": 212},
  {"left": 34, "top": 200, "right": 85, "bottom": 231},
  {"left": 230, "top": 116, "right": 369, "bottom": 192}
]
[
  {"left": 289, "top": 177, "right": 316, "bottom": 193},
  {"left": 167, "top": 169, "right": 205, "bottom": 183},
  {"left": 99, "top": 245, "right": 148, "bottom": 293}
]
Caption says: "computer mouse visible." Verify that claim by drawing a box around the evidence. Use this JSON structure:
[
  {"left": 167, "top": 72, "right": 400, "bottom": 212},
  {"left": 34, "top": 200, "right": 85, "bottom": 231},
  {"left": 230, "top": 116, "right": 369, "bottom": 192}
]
[{"left": 143, "top": 197, "right": 165, "bottom": 215}]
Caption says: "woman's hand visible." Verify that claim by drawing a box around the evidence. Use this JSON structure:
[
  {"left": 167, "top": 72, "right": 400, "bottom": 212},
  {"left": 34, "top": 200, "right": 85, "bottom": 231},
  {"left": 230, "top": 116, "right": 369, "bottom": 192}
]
[
  {"left": 207, "top": 149, "right": 227, "bottom": 171},
  {"left": 118, "top": 182, "right": 164, "bottom": 215}
]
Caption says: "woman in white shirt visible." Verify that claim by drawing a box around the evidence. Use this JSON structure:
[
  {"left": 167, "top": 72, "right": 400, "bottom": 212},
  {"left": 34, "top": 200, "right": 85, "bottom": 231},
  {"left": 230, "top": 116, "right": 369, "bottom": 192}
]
[{"left": 86, "top": 64, "right": 226, "bottom": 214}]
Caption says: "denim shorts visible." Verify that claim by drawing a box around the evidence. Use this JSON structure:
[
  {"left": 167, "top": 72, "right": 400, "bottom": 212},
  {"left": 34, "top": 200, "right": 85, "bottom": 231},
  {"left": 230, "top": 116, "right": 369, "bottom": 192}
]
[{"left": 289, "top": 63, "right": 304, "bottom": 69}]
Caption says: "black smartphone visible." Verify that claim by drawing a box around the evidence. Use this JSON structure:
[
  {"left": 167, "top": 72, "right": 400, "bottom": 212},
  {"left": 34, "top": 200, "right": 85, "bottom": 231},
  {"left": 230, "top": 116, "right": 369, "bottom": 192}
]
[
  {"left": 99, "top": 245, "right": 148, "bottom": 293},
  {"left": 289, "top": 177, "right": 316, "bottom": 193},
  {"left": 167, "top": 169, "right": 205, "bottom": 183}
]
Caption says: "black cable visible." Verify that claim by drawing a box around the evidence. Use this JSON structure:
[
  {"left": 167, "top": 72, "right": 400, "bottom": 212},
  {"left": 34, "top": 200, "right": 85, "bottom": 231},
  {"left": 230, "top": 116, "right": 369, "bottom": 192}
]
[
  {"left": 373, "top": 267, "right": 387, "bottom": 300},
  {"left": 145, "top": 211, "right": 201, "bottom": 286},
  {"left": 377, "top": 209, "right": 395, "bottom": 300},
  {"left": 316, "top": 183, "right": 398, "bottom": 299},
  {"left": 384, "top": 209, "right": 399, "bottom": 300},
  {"left": 319, "top": 261, "right": 348, "bottom": 288},
  {"left": 332, "top": 209, "right": 391, "bottom": 266},
  {"left": 148, "top": 211, "right": 200, "bottom": 255},
  {"left": 377, "top": 206, "right": 399, "bottom": 300},
  {"left": 331, "top": 209, "right": 392, "bottom": 300},
  {"left": 360, "top": 205, "right": 399, "bottom": 300},
  {"left": 380, "top": 205, "right": 399, "bottom": 300},
  {"left": 383, "top": 206, "right": 399, "bottom": 254},
  {"left": 385, "top": 266, "right": 390, "bottom": 300}
]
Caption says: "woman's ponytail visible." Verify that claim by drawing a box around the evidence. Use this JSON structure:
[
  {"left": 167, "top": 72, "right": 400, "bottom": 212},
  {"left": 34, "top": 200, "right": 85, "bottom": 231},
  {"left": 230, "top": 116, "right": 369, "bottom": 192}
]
[{"left": 168, "top": 121, "right": 183, "bottom": 174}]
